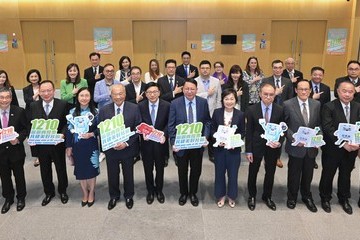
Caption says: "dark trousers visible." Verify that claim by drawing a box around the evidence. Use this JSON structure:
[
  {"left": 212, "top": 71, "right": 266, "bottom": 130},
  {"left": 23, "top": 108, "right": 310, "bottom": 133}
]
[
  {"left": 0, "top": 157, "right": 26, "bottom": 201},
  {"left": 208, "top": 137, "right": 214, "bottom": 159},
  {"left": 142, "top": 151, "right": 165, "bottom": 194},
  {"left": 287, "top": 153, "right": 315, "bottom": 201},
  {"left": 214, "top": 148, "right": 241, "bottom": 200},
  {"left": 39, "top": 145, "right": 68, "bottom": 195},
  {"left": 106, "top": 157, "right": 134, "bottom": 200},
  {"left": 319, "top": 148, "right": 356, "bottom": 202},
  {"left": 177, "top": 149, "right": 203, "bottom": 195},
  {"left": 247, "top": 149, "right": 277, "bottom": 199}
]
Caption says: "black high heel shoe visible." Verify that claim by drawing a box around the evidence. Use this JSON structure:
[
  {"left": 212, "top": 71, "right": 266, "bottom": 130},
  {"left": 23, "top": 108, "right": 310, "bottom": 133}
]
[
  {"left": 87, "top": 192, "right": 95, "bottom": 207},
  {"left": 81, "top": 201, "right": 88, "bottom": 207}
]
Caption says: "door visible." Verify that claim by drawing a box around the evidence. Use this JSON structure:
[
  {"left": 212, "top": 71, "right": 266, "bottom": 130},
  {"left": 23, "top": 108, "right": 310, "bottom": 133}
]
[
  {"left": 21, "top": 21, "right": 76, "bottom": 87},
  {"left": 270, "top": 20, "right": 326, "bottom": 79},
  {"left": 133, "top": 21, "right": 187, "bottom": 74}
]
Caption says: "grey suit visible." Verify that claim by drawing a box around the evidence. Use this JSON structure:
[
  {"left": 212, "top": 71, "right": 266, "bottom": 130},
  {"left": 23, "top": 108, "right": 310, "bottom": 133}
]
[{"left": 283, "top": 97, "right": 321, "bottom": 201}]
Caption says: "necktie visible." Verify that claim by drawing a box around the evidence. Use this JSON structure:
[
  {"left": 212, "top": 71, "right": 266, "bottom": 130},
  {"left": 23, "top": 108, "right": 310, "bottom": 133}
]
[
  {"left": 117, "top": 107, "right": 121, "bottom": 115},
  {"left": 345, "top": 105, "right": 350, "bottom": 123},
  {"left": 275, "top": 78, "right": 280, "bottom": 88},
  {"left": 302, "top": 103, "right": 309, "bottom": 126},
  {"left": 188, "top": 101, "right": 194, "bottom": 123},
  {"left": 45, "top": 104, "right": 50, "bottom": 116},
  {"left": 93, "top": 67, "right": 96, "bottom": 75},
  {"left": 265, "top": 107, "right": 269, "bottom": 123},
  {"left": 289, "top": 72, "right": 294, "bottom": 79},
  {"left": 185, "top": 65, "right": 188, "bottom": 76},
  {"left": 2, "top": 111, "right": 8, "bottom": 128},
  {"left": 150, "top": 104, "right": 156, "bottom": 125},
  {"left": 169, "top": 77, "right": 174, "bottom": 90},
  {"left": 314, "top": 85, "right": 319, "bottom": 94}
]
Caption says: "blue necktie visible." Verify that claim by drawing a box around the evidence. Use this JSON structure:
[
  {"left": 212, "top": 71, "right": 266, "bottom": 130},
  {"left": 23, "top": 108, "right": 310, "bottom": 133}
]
[
  {"left": 184, "top": 65, "right": 188, "bottom": 76},
  {"left": 188, "top": 101, "right": 194, "bottom": 123},
  {"left": 150, "top": 104, "right": 156, "bottom": 125},
  {"left": 117, "top": 107, "right": 121, "bottom": 115},
  {"left": 45, "top": 104, "right": 50, "bottom": 116},
  {"left": 169, "top": 77, "right": 174, "bottom": 90}
]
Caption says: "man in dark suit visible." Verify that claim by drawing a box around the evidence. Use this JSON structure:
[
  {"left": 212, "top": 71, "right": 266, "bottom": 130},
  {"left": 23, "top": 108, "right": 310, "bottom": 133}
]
[
  {"left": 309, "top": 66, "right": 331, "bottom": 108},
  {"left": 283, "top": 79, "right": 321, "bottom": 212},
  {"left": 138, "top": 82, "right": 170, "bottom": 204},
  {"left": 30, "top": 80, "right": 69, "bottom": 206},
  {"left": 263, "top": 59, "right": 293, "bottom": 168},
  {"left": 245, "top": 83, "right": 284, "bottom": 211},
  {"left": 98, "top": 84, "right": 141, "bottom": 210},
  {"left": 282, "top": 57, "right": 304, "bottom": 94},
  {"left": 83, "top": 52, "right": 104, "bottom": 98},
  {"left": 158, "top": 59, "right": 185, "bottom": 102},
  {"left": 125, "top": 66, "right": 147, "bottom": 104},
  {"left": 0, "top": 88, "right": 27, "bottom": 214},
  {"left": 175, "top": 51, "right": 199, "bottom": 79},
  {"left": 319, "top": 81, "right": 360, "bottom": 215},
  {"left": 168, "top": 79, "right": 211, "bottom": 207},
  {"left": 334, "top": 60, "right": 360, "bottom": 102}
]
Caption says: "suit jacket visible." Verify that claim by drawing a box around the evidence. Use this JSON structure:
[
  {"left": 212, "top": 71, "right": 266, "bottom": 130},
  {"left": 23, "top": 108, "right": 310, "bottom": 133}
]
[
  {"left": 60, "top": 78, "right": 88, "bottom": 104},
  {"left": 309, "top": 81, "right": 331, "bottom": 108},
  {"left": 282, "top": 69, "right": 304, "bottom": 81},
  {"left": 283, "top": 97, "right": 321, "bottom": 158},
  {"left": 211, "top": 107, "right": 245, "bottom": 151},
  {"left": 176, "top": 64, "right": 199, "bottom": 79},
  {"left": 0, "top": 105, "right": 27, "bottom": 162},
  {"left": 322, "top": 99, "right": 360, "bottom": 158},
  {"left": 83, "top": 65, "right": 104, "bottom": 96},
  {"left": 138, "top": 99, "right": 170, "bottom": 157},
  {"left": 98, "top": 101, "right": 141, "bottom": 160},
  {"left": 245, "top": 102, "right": 284, "bottom": 158},
  {"left": 158, "top": 75, "right": 185, "bottom": 102},
  {"left": 262, "top": 76, "right": 293, "bottom": 105},
  {"left": 222, "top": 82, "right": 249, "bottom": 113},
  {"left": 94, "top": 79, "right": 121, "bottom": 109},
  {"left": 334, "top": 76, "right": 360, "bottom": 102},
  {"left": 30, "top": 98, "right": 68, "bottom": 154},
  {"left": 168, "top": 96, "right": 211, "bottom": 157},
  {"left": 195, "top": 76, "right": 222, "bottom": 116},
  {"left": 125, "top": 82, "right": 147, "bottom": 104}
]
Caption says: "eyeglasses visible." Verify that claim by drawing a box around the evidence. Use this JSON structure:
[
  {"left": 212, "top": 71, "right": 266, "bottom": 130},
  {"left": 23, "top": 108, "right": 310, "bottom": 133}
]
[
  {"left": 348, "top": 68, "right": 360, "bottom": 71},
  {"left": 146, "top": 90, "right": 160, "bottom": 95}
]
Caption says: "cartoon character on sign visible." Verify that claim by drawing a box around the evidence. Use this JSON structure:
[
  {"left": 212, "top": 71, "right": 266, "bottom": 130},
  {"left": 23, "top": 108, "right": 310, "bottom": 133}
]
[
  {"left": 213, "top": 125, "right": 237, "bottom": 147},
  {"left": 292, "top": 126, "right": 325, "bottom": 147},
  {"left": 334, "top": 122, "right": 360, "bottom": 145},
  {"left": 66, "top": 112, "right": 94, "bottom": 135},
  {"left": 259, "top": 119, "right": 288, "bottom": 145}
]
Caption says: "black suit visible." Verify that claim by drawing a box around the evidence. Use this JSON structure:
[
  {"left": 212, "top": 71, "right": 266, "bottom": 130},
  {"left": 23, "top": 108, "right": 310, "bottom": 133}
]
[
  {"left": 158, "top": 75, "right": 185, "bottom": 102},
  {"left": 245, "top": 102, "right": 284, "bottom": 199},
  {"left": 0, "top": 106, "right": 27, "bottom": 202},
  {"left": 83, "top": 65, "right": 104, "bottom": 98},
  {"left": 98, "top": 102, "right": 141, "bottom": 200},
  {"left": 222, "top": 82, "right": 249, "bottom": 112},
  {"left": 309, "top": 81, "right": 331, "bottom": 108},
  {"left": 30, "top": 99, "right": 68, "bottom": 196},
  {"left": 138, "top": 99, "right": 170, "bottom": 194},
  {"left": 176, "top": 64, "right": 199, "bottom": 79},
  {"left": 334, "top": 76, "right": 360, "bottom": 102},
  {"left": 262, "top": 76, "right": 293, "bottom": 106},
  {"left": 125, "top": 82, "right": 147, "bottom": 104},
  {"left": 319, "top": 99, "right": 360, "bottom": 202}
]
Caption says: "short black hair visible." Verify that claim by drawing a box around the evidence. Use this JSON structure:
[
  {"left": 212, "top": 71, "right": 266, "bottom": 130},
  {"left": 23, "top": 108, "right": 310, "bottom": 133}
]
[
  {"left": 89, "top": 52, "right": 100, "bottom": 59},
  {"left": 145, "top": 82, "right": 160, "bottom": 92},
  {"left": 199, "top": 60, "right": 211, "bottom": 68},
  {"left": 165, "top": 59, "right": 177, "bottom": 67},
  {"left": 272, "top": 59, "right": 283, "bottom": 67},
  {"left": 347, "top": 60, "right": 360, "bottom": 68},
  {"left": 39, "top": 80, "right": 55, "bottom": 89},
  {"left": 184, "top": 78, "right": 197, "bottom": 87},
  {"left": 181, "top": 51, "right": 191, "bottom": 58},
  {"left": 311, "top": 66, "right": 324, "bottom": 74}
]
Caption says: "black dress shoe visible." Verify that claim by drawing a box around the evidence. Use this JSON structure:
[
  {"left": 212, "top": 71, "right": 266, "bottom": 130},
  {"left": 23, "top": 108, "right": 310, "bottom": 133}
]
[
  {"left": 287, "top": 200, "right": 296, "bottom": 209},
  {"left": 1, "top": 200, "right": 14, "bottom": 214},
  {"left": 314, "top": 162, "right": 318, "bottom": 169},
  {"left": 321, "top": 200, "right": 331, "bottom": 213},
  {"left": 16, "top": 199, "right": 25, "bottom": 212},
  {"left": 156, "top": 192, "right": 165, "bottom": 204},
  {"left": 42, "top": 194, "right": 55, "bottom": 206},
  {"left": 248, "top": 197, "right": 256, "bottom": 211},
  {"left": 302, "top": 198, "right": 317, "bottom": 212},
  {"left": 81, "top": 201, "right": 88, "bottom": 207},
  {"left": 340, "top": 199, "right": 353, "bottom": 215},
  {"left": 262, "top": 197, "right": 276, "bottom": 211},
  {"left": 60, "top": 193, "right": 69, "bottom": 204},
  {"left": 190, "top": 194, "right": 199, "bottom": 207},
  {"left": 146, "top": 192, "right": 154, "bottom": 205},
  {"left": 164, "top": 158, "right": 169, "bottom": 168},
  {"left": 108, "top": 199, "right": 117, "bottom": 210},
  {"left": 178, "top": 194, "right": 187, "bottom": 206},
  {"left": 126, "top": 198, "right": 134, "bottom": 209}
]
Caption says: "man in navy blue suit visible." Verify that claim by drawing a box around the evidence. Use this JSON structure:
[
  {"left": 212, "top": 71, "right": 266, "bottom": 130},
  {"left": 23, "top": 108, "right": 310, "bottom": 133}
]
[
  {"left": 168, "top": 78, "right": 211, "bottom": 207},
  {"left": 98, "top": 84, "right": 142, "bottom": 210}
]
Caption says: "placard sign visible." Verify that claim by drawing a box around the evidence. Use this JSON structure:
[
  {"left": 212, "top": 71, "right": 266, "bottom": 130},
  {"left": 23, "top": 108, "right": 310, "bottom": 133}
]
[
  {"left": 213, "top": 125, "right": 244, "bottom": 149},
  {"left": 259, "top": 119, "right": 288, "bottom": 145},
  {"left": 28, "top": 119, "right": 64, "bottom": 145},
  {"left": 291, "top": 126, "right": 325, "bottom": 148},
  {"left": 66, "top": 112, "right": 94, "bottom": 138},
  {"left": 98, "top": 114, "right": 135, "bottom": 151},
  {"left": 334, "top": 122, "right": 360, "bottom": 146},
  {"left": 174, "top": 122, "right": 208, "bottom": 150},
  {"left": 136, "top": 123, "right": 164, "bottom": 143},
  {"left": 0, "top": 126, "right": 19, "bottom": 144}
]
